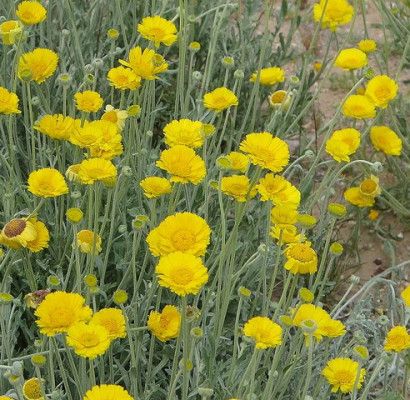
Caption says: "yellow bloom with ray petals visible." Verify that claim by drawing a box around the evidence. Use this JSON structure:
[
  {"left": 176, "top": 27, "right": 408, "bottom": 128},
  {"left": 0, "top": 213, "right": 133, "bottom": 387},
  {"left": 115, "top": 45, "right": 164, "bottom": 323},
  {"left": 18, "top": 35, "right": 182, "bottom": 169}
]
[
  {"left": 147, "top": 305, "right": 181, "bottom": 342},
  {"left": 358, "top": 39, "right": 377, "bottom": 53},
  {"left": 77, "top": 230, "right": 102, "bottom": 254},
  {"left": 28, "top": 168, "right": 69, "bottom": 198},
  {"left": 163, "top": 119, "right": 204, "bottom": 148},
  {"left": 18, "top": 48, "right": 58, "bottom": 84},
  {"left": 91, "top": 308, "right": 126, "bottom": 340},
  {"left": 138, "top": 16, "right": 177, "bottom": 47},
  {"left": 250, "top": 66, "right": 285, "bottom": 86},
  {"left": 365, "top": 75, "right": 398, "bottom": 109},
  {"left": 270, "top": 206, "right": 298, "bottom": 226},
  {"left": 155, "top": 252, "right": 209, "bottom": 296},
  {"left": 284, "top": 242, "right": 318, "bottom": 274},
  {"left": 256, "top": 174, "right": 300, "bottom": 207},
  {"left": 220, "top": 175, "right": 256, "bottom": 202},
  {"left": 335, "top": 48, "right": 367, "bottom": 70},
  {"left": 1, "top": 218, "right": 37, "bottom": 248},
  {"left": 325, "top": 128, "right": 361, "bottom": 162},
  {"left": 203, "top": 87, "right": 238, "bottom": 112},
  {"left": 66, "top": 208, "right": 84, "bottom": 223},
  {"left": 74, "top": 91, "right": 104, "bottom": 113},
  {"left": 342, "top": 95, "right": 376, "bottom": 119},
  {"left": 322, "top": 358, "right": 366, "bottom": 393},
  {"left": 401, "top": 285, "right": 410, "bottom": 307},
  {"left": 224, "top": 152, "right": 249, "bottom": 173},
  {"left": 243, "top": 316, "right": 282, "bottom": 349},
  {"left": 344, "top": 175, "right": 380, "bottom": 208},
  {"left": 384, "top": 326, "right": 410, "bottom": 352},
  {"left": 0, "top": 86, "right": 21, "bottom": 114},
  {"left": 101, "top": 105, "right": 128, "bottom": 131},
  {"left": 0, "top": 20, "right": 22, "bottom": 45},
  {"left": 107, "top": 66, "right": 141, "bottom": 90},
  {"left": 84, "top": 384, "right": 133, "bottom": 400},
  {"left": 77, "top": 158, "right": 117, "bottom": 185},
  {"left": 26, "top": 219, "right": 49, "bottom": 253},
  {"left": 270, "top": 224, "right": 304, "bottom": 244},
  {"left": 34, "top": 114, "right": 75, "bottom": 140},
  {"left": 140, "top": 176, "right": 172, "bottom": 199},
  {"left": 370, "top": 126, "right": 402, "bottom": 156},
  {"left": 16, "top": 1, "right": 47, "bottom": 25},
  {"left": 313, "top": 0, "right": 354, "bottom": 31},
  {"left": 22, "top": 377, "right": 44, "bottom": 400}
]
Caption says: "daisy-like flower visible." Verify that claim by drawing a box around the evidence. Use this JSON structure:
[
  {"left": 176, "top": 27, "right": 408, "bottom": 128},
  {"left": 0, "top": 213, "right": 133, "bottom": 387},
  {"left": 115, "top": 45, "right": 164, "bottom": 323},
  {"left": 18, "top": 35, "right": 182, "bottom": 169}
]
[
  {"left": 22, "top": 377, "right": 44, "bottom": 400},
  {"left": 91, "top": 308, "right": 126, "bottom": 340},
  {"left": 203, "top": 87, "right": 238, "bottom": 112},
  {"left": 146, "top": 212, "right": 211, "bottom": 257},
  {"left": 16, "top": 1, "right": 47, "bottom": 25},
  {"left": 219, "top": 152, "right": 249, "bottom": 173},
  {"left": 370, "top": 126, "right": 402, "bottom": 156},
  {"left": 101, "top": 105, "right": 128, "bottom": 131},
  {"left": 34, "top": 114, "right": 75, "bottom": 140},
  {"left": 325, "top": 128, "right": 361, "bottom": 162},
  {"left": 137, "top": 16, "right": 178, "bottom": 47},
  {"left": 358, "top": 39, "right": 377, "bottom": 53},
  {"left": 156, "top": 145, "right": 206, "bottom": 184},
  {"left": 0, "top": 218, "right": 37, "bottom": 249},
  {"left": 76, "top": 230, "right": 102, "bottom": 254},
  {"left": 243, "top": 316, "right": 282, "bottom": 349},
  {"left": 147, "top": 305, "right": 181, "bottom": 342},
  {"left": 344, "top": 175, "right": 381, "bottom": 208},
  {"left": 220, "top": 175, "right": 257, "bottom": 202},
  {"left": 34, "top": 291, "right": 92, "bottom": 336},
  {"left": 0, "top": 20, "right": 22, "bottom": 46},
  {"left": 322, "top": 358, "right": 366, "bottom": 393},
  {"left": 140, "top": 176, "right": 172, "bottom": 199},
  {"left": 313, "top": 0, "right": 354, "bottom": 31},
  {"left": 163, "top": 119, "right": 204, "bottom": 148},
  {"left": 74, "top": 91, "right": 104, "bottom": 113},
  {"left": 384, "top": 326, "right": 410, "bottom": 352},
  {"left": 66, "top": 322, "right": 110, "bottom": 359},
  {"left": 28, "top": 168, "right": 69, "bottom": 198},
  {"left": 155, "top": 252, "right": 209, "bottom": 296},
  {"left": 365, "top": 75, "right": 398, "bottom": 109},
  {"left": 66, "top": 208, "right": 84, "bottom": 223},
  {"left": 284, "top": 242, "right": 318, "bottom": 274},
  {"left": 342, "top": 95, "right": 376, "bottom": 119},
  {"left": 256, "top": 174, "right": 300, "bottom": 208},
  {"left": 18, "top": 48, "right": 59, "bottom": 84},
  {"left": 335, "top": 48, "right": 367, "bottom": 70},
  {"left": 107, "top": 66, "right": 141, "bottom": 91},
  {"left": 84, "top": 385, "right": 133, "bottom": 400},
  {"left": 250, "top": 66, "right": 285, "bottom": 86},
  {"left": 240, "top": 132, "right": 289, "bottom": 172},
  {"left": 401, "top": 285, "right": 410, "bottom": 307},
  {"left": 25, "top": 218, "right": 50, "bottom": 253},
  {"left": 0, "top": 86, "right": 21, "bottom": 114},
  {"left": 76, "top": 158, "right": 117, "bottom": 185}
]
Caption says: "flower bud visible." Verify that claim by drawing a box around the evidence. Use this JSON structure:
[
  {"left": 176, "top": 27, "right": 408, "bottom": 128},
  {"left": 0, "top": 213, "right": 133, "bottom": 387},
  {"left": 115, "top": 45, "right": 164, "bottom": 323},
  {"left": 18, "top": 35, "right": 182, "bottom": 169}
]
[
  {"left": 31, "top": 354, "right": 47, "bottom": 367},
  {"left": 47, "top": 275, "right": 60, "bottom": 287},
  {"left": 328, "top": 202, "right": 347, "bottom": 218},
  {"left": 300, "top": 319, "right": 317, "bottom": 335},
  {"left": 297, "top": 214, "right": 317, "bottom": 229},
  {"left": 222, "top": 56, "right": 235, "bottom": 68},
  {"left": 371, "top": 161, "right": 383, "bottom": 173},
  {"left": 192, "top": 71, "right": 202, "bottom": 81},
  {"left": 84, "top": 274, "right": 98, "bottom": 288},
  {"left": 234, "top": 69, "right": 244, "bottom": 80},
  {"left": 66, "top": 207, "right": 83, "bottom": 223},
  {"left": 188, "top": 41, "right": 200, "bottom": 52},
  {"left": 353, "top": 345, "right": 369, "bottom": 361},
  {"left": 190, "top": 327, "right": 204, "bottom": 338},
  {"left": 127, "top": 104, "right": 141, "bottom": 117},
  {"left": 113, "top": 289, "right": 128, "bottom": 305},
  {"left": 84, "top": 64, "right": 93, "bottom": 74},
  {"left": 61, "top": 29, "right": 70, "bottom": 36},
  {"left": 198, "top": 387, "right": 214, "bottom": 397},
  {"left": 0, "top": 292, "right": 14, "bottom": 304},
  {"left": 121, "top": 166, "right": 132, "bottom": 177},
  {"left": 298, "top": 288, "right": 314, "bottom": 303},
  {"left": 107, "top": 28, "right": 119, "bottom": 40},
  {"left": 238, "top": 286, "right": 251, "bottom": 298},
  {"left": 92, "top": 58, "right": 104, "bottom": 69},
  {"left": 329, "top": 242, "right": 344, "bottom": 256},
  {"left": 132, "top": 214, "right": 149, "bottom": 230},
  {"left": 70, "top": 190, "right": 82, "bottom": 199},
  {"left": 57, "top": 73, "right": 72, "bottom": 87}
]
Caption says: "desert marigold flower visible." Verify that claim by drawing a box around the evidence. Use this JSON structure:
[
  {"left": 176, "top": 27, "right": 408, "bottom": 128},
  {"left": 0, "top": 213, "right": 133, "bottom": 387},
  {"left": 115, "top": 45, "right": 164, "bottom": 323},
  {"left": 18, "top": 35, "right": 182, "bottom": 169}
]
[
  {"left": 284, "top": 242, "right": 318, "bottom": 274},
  {"left": 299, "top": 288, "right": 314, "bottom": 303},
  {"left": 77, "top": 158, "right": 117, "bottom": 185},
  {"left": 189, "top": 41, "right": 201, "bottom": 51},
  {"left": 137, "top": 16, "right": 177, "bottom": 47},
  {"left": 16, "top": 1, "right": 47, "bottom": 25},
  {"left": 268, "top": 90, "right": 291, "bottom": 109},
  {"left": 155, "top": 252, "right": 209, "bottom": 296},
  {"left": 77, "top": 230, "right": 102, "bottom": 254},
  {"left": 66, "top": 207, "right": 84, "bottom": 223},
  {"left": 271, "top": 224, "right": 304, "bottom": 244},
  {"left": 28, "top": 168, "right": 68, "bottom": 198},
  {"left": 113, "top": 289, "right": 128, "bottom": 305},
  {"left": 66, "top": 322, "right": 110, "bottom": 359},
  {"left": 219, "top": 152, "right": 249, "bottom": 173},
  {"left": 0, "top": 218, "right": 36, "bottom": 249},
  {"left": 322, "top": 358, "right": 366, "bottom": 393},
  {"left": 22, "top": 377, "right": 44, "bottom": 400},
  {"left": 342, "top": 95, "right": 376, "bottom": 119},
  {"left": 101, "top": 105, "right": 128, "bottom": 131},
  {"left": 220, "top": 175, "right": 256, "bottom": 202},
  {"left": 243, "top": 316, "right": 282, "bottom": 349},
  {"left": 401, "top": 285, "right": 410, "bottom": 307},
  {"left": 365, "top": 75, "right": 398, "bottom": 109},
  {"left": 0, "top": 86, "right": 21, "bottom": 114},
  {"left": 34, "top": 291, "right": 92, "bottom": 336},
  {"left": 329, "top": 242, "right": 344, "bottom": 255},
  {"left": 156, "top": 145, "right": 206, "bottom": 184},
  {"left": 369, "top": 126, "right": 402, "bottom": 156},
  {"left": 384, "top": 326, "right": 410, "bottom": 352},
  {"left": 163, "top": 119, "right": 204, "bottom": 148},
  {"left": 140, "top": 176, "right": 172, "bottom": 199},
  {"left": 18, "top": 48, "right": 58, "bottom": 84},
  {"left": 74, "top": 90, "right": 103, "bottom": 113},
  {"left": 250, "top": 66, "right": 285, "bottom": 86},
  {"left": 91, "top": 308, "right": 126, "bottom": 340},
  {"left": 334, "top": 48, "right": 367, "bottom": 70},
  {"left": 256, "top": 174, "right": 300, "bottom": 207},
  {"left": 270, "top": 206, "right": 298, "bottom": 226},
  {"left": 358, "top": 39, "right": 377, "bottom": 53},
  {"left": 344, "top": 175, "right": 380, "bottom": 207},
  {"left": 34, "top": 114, "right": 75, "bottom": 140},
  {"left": 368, "top": 209, "right": 379, "bottom": 221},
  {"left": 147, "top": 305, "right": 181, "bottom": 341},
  {"left": 84, "top": 384, "right": 133, "bottom": 400},
  {"left": 120, "top": 46, "right": 168, "bottom": 80},
  {"left": 147, "top": 212, "right": 211, "bottom": 257},
  {"left": 328, "top": 202, "right": 347, "bottom": 217},
  {"left": 203, "top": 87, "right": 238, "bottom": 112},
  {"left": 25, "top": 218, "right": 50, "bottom": 253},
  {"left": 297, "top": 214, "right": 317, "bottom": 229},
  {"left": 107, "top": 66, "right": 141, "bottom": 90},
  {"left": 325, "top": 128, "right": 361, "bottom": 162},
  {"left": 0, "top": 20, "right": 22, "bottom": 46},
  {"left": 313, "top": 0, "right": 354, "bottom": 31},
  {"left": 240, "top": 132, "right": 289, "bottom": 172}
]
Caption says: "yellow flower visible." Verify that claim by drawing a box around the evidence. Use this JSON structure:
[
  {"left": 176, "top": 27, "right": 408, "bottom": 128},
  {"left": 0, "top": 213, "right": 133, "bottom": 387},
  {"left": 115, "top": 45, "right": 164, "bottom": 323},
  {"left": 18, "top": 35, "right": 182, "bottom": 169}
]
[
  {"left": 16, "top": 1, "right": 47, "bottom": 25},
  {"left": 147, "top": 212, "right": 211, "bottom": 257},
  {"left": 137, "top": 16, "right": 177, "bottom": 47},
  {"left": 256, "top": 174, "right": 300, "bottom": 207},
  {"left": 28, "top": 168, "right": 68, "bottom": 198},
  {"left": 25, "top": 219, "right": 50, "bottom": 253},
  {"left": 101, "top": 105, "right": 128, "bottom": 131},
  {"left": 334, "top": 48, "right": 367, "bottom": 70},
  {"left": 34, "top": 114, "right": 75, "bottom": 140},
  {"left": 344, "top": 175, "right": 380, "bottom": 207},
  {"left": 365, "top": 75, "right": 398, "bottom": 109},
  {"left": 268, "top": 90, "right": 291, "bottom": 109},
  {"left": 320, "top": 319, "right": 346, "bottom": 338},
  {"left": 328, "top": 202, "right": 347, "bottom": 217},
  {"left": 384, "top": 326, "right": 410, "bottom": 352},
  {"left": 0, "top": 218, "right": 36, "bottom": 249},
  {"left": 74, "top": 91, "right": 103, "bottom": 113},
  {"left": 66, "top": 208, "right": 84, "bottom": 223},
  {"left": 322, "top": 358, "right": 366, "bottom": 393},
  {"left": 91, "top": 308, "right": 126, "bottom": 340},
  {"left": 325, "top": 128, "right": 361, "bottom": 162},
  {"left": 163, "top": 119, "right": 204, "bottom": 148},
  {"left": 156, "top": 145, "right": 206, "bottom": 184},
  {"left": 22, "top": 377, "right": 44, "bottom": 400},
  {"left": 220, "top": 175, "right": 256, "bottom": 202},
  {"left": 250, "top": 67, "right": 285, "bottom": 86},
  {"left": 147, "top": 305, "right": 181, "bottom": 341},
  {"left": 107, "top": 66, "right": 141, "bottom": 90},
  {"left": 223, "top": 152, "right": 249, "bottom": 173},
  {"left": 270, "top": 224, "right": 304, "bottom": 244},
  {"left": 89, "top": 122, "right": 123, "bottom": 160},
  {"left": 313, "top": 0, "right": 354, "bottom": 31},
  {"left": 140, "top": 176, "right": 172, "bottom": 199},
  {"left": 35, "top": 291, "right": 92, "bottom": 336},
  {"left": 203, "top": 87, "right": 238, "bottom": 112},
  {"left": 0, "top": 20, "right": 22, "bottom": 45},
  {"left": 401, "top": 285, "right": 410, "bottom": 307},
  {"left": 284, "top": 242, "right": 318, "bottom": 274},
  {"left": 113, "top": 289, "right": 128, "bottom": 305},
  {"left": 370, "top": 126, "right": 402, "bottom": 156},
  {"left": 120, "top": 46, "right": 168, "bottom": 80},
  {"left": 0, "top": 86, "right": 21, "bottom": 114},
  {"left": 240, "top": 132, "right": 289, "bottom": 172},
  {"left": 77, "top": 230, "right": 102, "bottom": 254},
  {"left": 358, "top": 39, "right": 377, "bottom": 53},
  {"left": 155, "top": 252, "right": 209, "bottom": 296},
  {"left": 76, "top": 158, "right": 117, "bottom": 185},
  {"left": 84, "top": 385, "right": 133, "bottom": 400},
  {"left": 66, "top": 322, "right": 110, "bottom": 359},
  {"left": 368, "top": 209, "right": 379, "bottom": 221},
  {"left": 18, "top": 48, "right": 58, "bottom": 84},
  {"left": 243, "top": 316, "right": 282, "bottom": 349},
  {"left": 342, "top": 95, "right": 376, "bottom": 119},
  {"left": 270, "top": 206, "right": 298, "bottom": 226}
]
